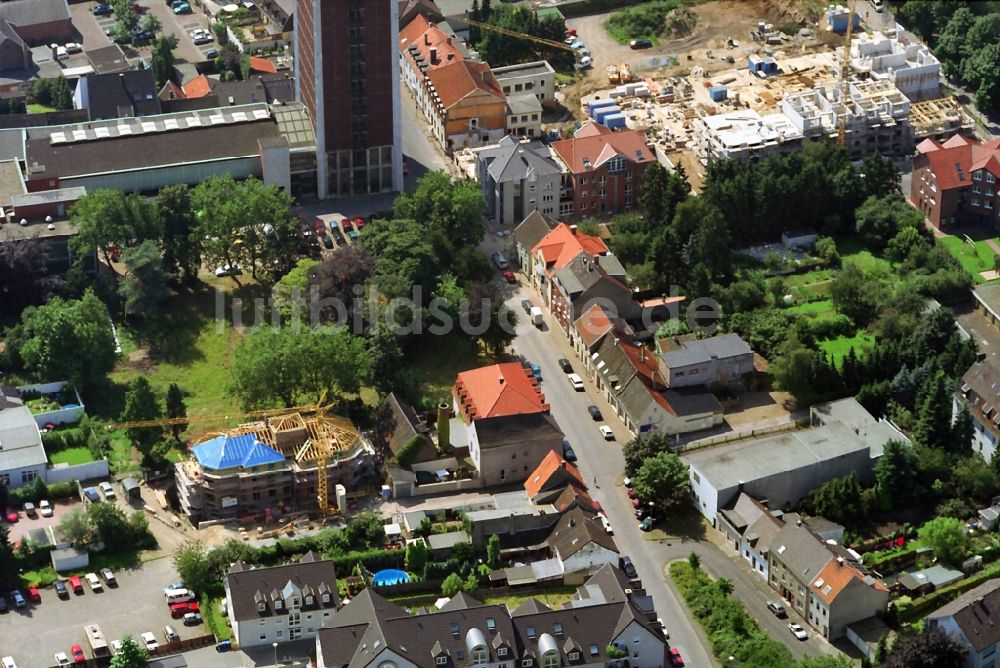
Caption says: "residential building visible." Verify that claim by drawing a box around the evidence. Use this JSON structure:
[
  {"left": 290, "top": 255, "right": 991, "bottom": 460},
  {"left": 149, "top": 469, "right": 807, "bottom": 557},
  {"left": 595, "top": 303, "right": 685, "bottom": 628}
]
[
  {"left": 399, "top": 14, "right": 462, "bottom": 96},
  {"left": 780, "top": 80, "right": 913, "bottom": 159},
  {"left": 315, "top": 565, "right": 668, "bottom": 668},
  {"left": 505, "top": 94, "right": 543, "bottom": 138},
  {"left": 0, "top": 20, "right": 30, "bottom": 72},
  {"left": 530, "top": 222, "right": 609, "bottom": 296},
  {"left": 0, "top": 0, "right": 72, "bottom": 43},
  {"left": 927, "top": 579, "right": 1000, "bottom": 668},
  {"left": 910, "top": 133, "right": 1000, "bottom": 230},
  {"left": 589, "top": 333, "right": 723, "bottom": 437},
  {"left": 371, "top": 392, "right": 438, "bottom": 465},
  {"left": 512, "top": 210, "right": 556, "bottom": 278},
  {"left": 225, "top": 551, "right": 339, "bottom": 648},
  {"left": 973, "top": 283, "right": 1000, "bottom": 335},
  {"left": 73, "top": 71, "right": 161, "bottom": 121},
  {"left": 571, "top": 304, "right": 625, "bottom": 372},
  {"left": 296, "top": 0, "right": 402, "bottom": 198},
  {"left": 550, "top": 252, "right": 632, "bottom": 335},
  {"left": 255, "top": 0, "right": 295, "bottom": 33},
  {"left": 851, "top": 24, "right": 940, "bottom": 101},
  {"left": 693, "top": 109, "right": 803, "bottom": 164},
  {"left": 0, "top": 388, "right": 47, "bottom": 489},
  {"left": 686, "top": 398, "right": 905, "bottom": 523},
  {"left": 174, "top": 412, "right": 377, "bottom": 523},
  {"left": 550, "top": 122, "right": 653, "bottom": 217},
  {"left": 955, "top": 357, "right": 1000, "bottom": 463},
  {"left": 493, "top": 61, "right": 556, "bottom": 105},
  {"left": 716, "top": 493, "right": 785, "bottom": 581},
  {"left": 658, "top": 333, "right": 755, "bottom": 389},
  {"left": 0, "top": 197, "right": 89, "bottom": 274},
  {"left": 477, "top": 136, "right": 562, "bottom": 226},
  {"left": 451, "top": 363, "right": 561, "bottom": 487},
  {"left": 397, "top": 0, "right": 443, "bottom": 27},
  {"left": 546, "top": 507, "right": 619, "bottom": 577},
  {"left": 523, "top": 450, "right": 588, "bottom": 506},
  {"left": 768, "top": 522, "right": 889, "bottom": 639},
  {"left": 86, "top": 44, "right": 130, "bottom": 75}
]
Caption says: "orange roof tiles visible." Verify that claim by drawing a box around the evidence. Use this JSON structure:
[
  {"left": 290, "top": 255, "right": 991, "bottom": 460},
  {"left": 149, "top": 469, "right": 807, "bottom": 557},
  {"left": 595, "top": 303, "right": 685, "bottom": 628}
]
[
  {"left": 248, "top": 56, "right": 277, "bottom": 74},
  {"left": 400, "top": 13, "right": 463, "bottom": 74},
  {"left": 812, "top": 560, "right": 887, "bottom": 605},
  {"left": 575, "top": 304, "right": 614, "bottom": 348},
  {"left": 532, "top": 223, "right": 609, "bottom": 274},
  {"left": 550, "top": 121, "right": 653, "bottom": 174},
  {"left": 453, "top": 362, "right": 548, "bottom": 422},
  {"left": 425, "top": 60, "right": 504, "bottom": 109},
  {"left": 524, "top": 449, "right": 586, "bottom": 499},
  {"left": 183, "top": 74, "right": 213, "bottom": 99},
  {"left": 921, "top": 134, "right": 1000, "bottom": 191}
]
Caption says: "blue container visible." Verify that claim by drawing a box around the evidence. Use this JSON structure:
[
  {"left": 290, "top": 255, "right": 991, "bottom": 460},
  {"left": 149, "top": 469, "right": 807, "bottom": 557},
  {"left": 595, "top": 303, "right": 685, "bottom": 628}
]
[
  {"left": 603, "top": 113, "right": 627, "bottom": 130},
  {"left": 709, "top": 85, "right": 727, "bottom": 102},
  {"left": 594, "top": 105, "right": 621, "bottom": 123},
  {"left": 587, "top": 98, "right": 617, "bottom": 117},
  {"left": 748, "top": 54, "right": 763, "bottom": 72}
]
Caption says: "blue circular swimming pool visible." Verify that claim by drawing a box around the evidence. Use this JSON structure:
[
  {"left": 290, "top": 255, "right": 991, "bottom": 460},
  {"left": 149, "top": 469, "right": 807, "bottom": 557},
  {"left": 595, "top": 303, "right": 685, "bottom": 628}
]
[{"left": 372, "top": 569, "right": 410, "bottom": 586}]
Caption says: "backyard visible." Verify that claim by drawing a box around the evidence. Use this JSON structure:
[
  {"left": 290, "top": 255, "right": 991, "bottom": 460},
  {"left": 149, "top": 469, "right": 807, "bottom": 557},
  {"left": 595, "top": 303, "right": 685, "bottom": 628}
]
[{"left": 940, "top": 234, "right": 999, "bottom": 283}]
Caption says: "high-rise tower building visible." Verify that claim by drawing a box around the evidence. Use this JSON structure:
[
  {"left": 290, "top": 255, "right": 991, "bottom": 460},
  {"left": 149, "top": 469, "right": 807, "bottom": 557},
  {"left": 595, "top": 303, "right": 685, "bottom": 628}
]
[{"left": 296, "top": 0, "right": 403, "bottom": 199}]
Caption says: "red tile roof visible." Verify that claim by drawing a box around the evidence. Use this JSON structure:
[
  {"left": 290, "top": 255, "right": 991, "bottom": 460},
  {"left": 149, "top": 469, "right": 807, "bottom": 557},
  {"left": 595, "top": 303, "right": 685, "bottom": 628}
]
[
  {"left": 425, "top": 60, "right": 505, "bottom": 109},
  {"left": 812, "top": 560, "right": 888, "bottom": 605},
  {"left": 915, "top": 137, "right": 940, "bottom": 153},
  {"left": 921, "top": 134, "right": 1000, "bottom": 191},
  {"left": 183, "top": 74, "right": 213, "bottom": 99},
  {"left": 532, "top": 223, "right": 609, "bottom": 273},
  {"left": 400, "top": 13, "right": 463, "bottom": 74},
  {"left": 248, "top": 56, "right": 277, "bottom": 74},
  {"left": 524, "top": 449, "right": 586, "bottom": 499},
  {"left": 574, "top": 304, "right": 614, "bottom": 348},
  {"left": 453, "top": 362, "right": 548, "bottom": 422},
  {"left": 550, "top": 121, "right": 653, "bottom": 174}
]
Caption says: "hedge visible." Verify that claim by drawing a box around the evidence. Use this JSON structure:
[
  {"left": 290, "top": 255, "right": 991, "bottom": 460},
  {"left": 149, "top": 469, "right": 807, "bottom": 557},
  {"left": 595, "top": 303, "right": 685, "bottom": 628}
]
[
  {"left": 329, "top": 549, "right": 405, "bottom": 575},
  {"left": 898, "top": 558, "right": 1000, "bottom": 623},
  {"left": 9, "top": 480, "right": 77, "bottom": 505},
  {"left": 395, "top": 435, "right": 425, "bottom": 469}
]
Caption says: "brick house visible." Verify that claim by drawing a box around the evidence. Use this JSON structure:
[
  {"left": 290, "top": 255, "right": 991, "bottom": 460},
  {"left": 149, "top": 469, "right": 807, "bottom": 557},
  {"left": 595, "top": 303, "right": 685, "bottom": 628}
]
[
  {"left": 550, "top": 253, "right": 634, "bottom": 336},
  {"left": 910, "top": 133, "right": 1000, "bottom": 230},
  {"left": 529, "top": 222, "right": 609, "bottom": 297}
]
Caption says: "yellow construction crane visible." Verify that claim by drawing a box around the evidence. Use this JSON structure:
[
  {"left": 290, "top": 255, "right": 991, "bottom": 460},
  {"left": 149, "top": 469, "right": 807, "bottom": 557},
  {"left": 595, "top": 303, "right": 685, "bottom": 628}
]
[
  {"left": 458, "top": 17, "right": 581, "bottom": 59},
  {"left": 837, "top": 0, "right": 858, "bottom": 146}
]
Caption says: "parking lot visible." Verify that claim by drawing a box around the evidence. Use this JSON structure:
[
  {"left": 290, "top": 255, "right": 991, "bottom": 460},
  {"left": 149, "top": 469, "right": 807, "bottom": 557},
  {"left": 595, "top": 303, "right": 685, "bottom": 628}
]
[
  {"left": 7, "top": 497, "right": 80, "bottom": 544},
  {"left": 0, "top": 556, "right": 204, "bottom": 668}
]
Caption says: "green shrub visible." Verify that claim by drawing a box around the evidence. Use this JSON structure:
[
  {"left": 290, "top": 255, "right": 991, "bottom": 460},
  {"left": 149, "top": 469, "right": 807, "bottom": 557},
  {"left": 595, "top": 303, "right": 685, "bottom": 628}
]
[
  {"left": 807, "top": 313, "right": 855, "bottom": 340},
  {"left": 604, "top": 0, "right": 681, "bottom": 43},
  {"left": 395, "top": 435, "right": 425, "bottom": 469}
]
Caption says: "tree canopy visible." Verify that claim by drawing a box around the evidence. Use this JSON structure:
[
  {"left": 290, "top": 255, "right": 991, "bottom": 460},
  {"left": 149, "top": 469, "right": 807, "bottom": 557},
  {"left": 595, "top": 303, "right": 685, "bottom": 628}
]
[
  {"left": 631, "top": 451, "right": 690, "bottom": 511},
  {"left": 884, "top": 626, "right": 968, "bottom": 668}
]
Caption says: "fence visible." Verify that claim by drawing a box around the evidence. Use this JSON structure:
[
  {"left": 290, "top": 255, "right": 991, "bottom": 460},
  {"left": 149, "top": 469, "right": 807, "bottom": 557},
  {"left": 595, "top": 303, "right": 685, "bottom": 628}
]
[
  {"left": 676, "top": 417, "right": 808, "bottom": 453},
  {"left": 19, "top": 381, "right": 85, "bottom": 427},
  {"left": 46, "top": 459, "right": 109, "bottom": 484}
]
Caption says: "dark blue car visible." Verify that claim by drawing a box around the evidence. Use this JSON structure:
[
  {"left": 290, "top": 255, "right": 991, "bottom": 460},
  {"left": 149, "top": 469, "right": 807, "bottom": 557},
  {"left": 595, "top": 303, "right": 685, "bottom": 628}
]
[
  {"left": 83, "top": 487, "right": 100, "bottom": 503},
  {"left": 92, "top": 3, "right": 114, "bottom": 15}
]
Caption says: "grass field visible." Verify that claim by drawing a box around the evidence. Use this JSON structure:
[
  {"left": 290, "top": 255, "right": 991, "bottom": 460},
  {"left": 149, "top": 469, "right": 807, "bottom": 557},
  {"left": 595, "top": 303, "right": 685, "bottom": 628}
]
[
  {"left": 203, "top": 595, "right": 233, "bottom": 640},
  {"left": 478, "top": 585, "right": 578, "bottom": 610},
  {"left": 940, "top": 235, "right": 997, "bottom": 283},
  {"left": 786, "top": 299, "right": 834, "bottom": 317},
  {"left": 819, "top": 331, "right": 876, "bottom": 367},
  {"left": 49, "top": 446, "right": 93, "bottom": 466},
  {"left": 26, "top": 103, "right": 55, "bottom": 114},
  {"left": 408, "top": 332, "right": 488, "bottom": 405}
]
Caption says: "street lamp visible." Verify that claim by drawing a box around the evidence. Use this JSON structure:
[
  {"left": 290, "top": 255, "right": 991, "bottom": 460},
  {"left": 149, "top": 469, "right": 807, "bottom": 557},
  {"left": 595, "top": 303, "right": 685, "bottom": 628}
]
[{"left": 273, "top": 641, "right": 278, "bottom": 667}]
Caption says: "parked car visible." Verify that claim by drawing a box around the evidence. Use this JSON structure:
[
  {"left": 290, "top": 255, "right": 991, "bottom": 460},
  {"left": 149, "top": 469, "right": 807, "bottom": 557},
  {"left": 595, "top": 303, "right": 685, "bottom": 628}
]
[
  {"left": 669, "top": 647, "right": 685, "bottom": 667},
  {"left": 65, "top": 42, "right": 83, "bottom": 54},
  {"left": 557, "top": 358, "right": 573, "bottom": 373},
  {"left": 85, "top": 572, "right": 102, "bottom": 592},
  {"left": 191, "top": 29, "right": 213, "bottom": 45},
  {"left": 111, "top": 640, "right": 124, "bottom": 655},
  {"left": 131, "top": 27, "right": 155, "bottom": 41},
  {"left": 99, "top": 482, "right": 116, "bottom": 500},
  {"left": 620, "top": 556, "right": 638, "bottom": 579},
  {"left": 92, "top": 3, "right": 113, "bottom": 14},
  {"left": 502, "top": 270, "right": 516, "bottom": 283},
  {"left": 600, "top": 515, "right": 613, "bottom": 535},
  {"left": 599, "top": 425, "right": 614, "bottom": 440},
  {"left": 172, "top": 1, "right": 191, "bottom": 14},
  {"left": 2, "top": 657, "right": 17, "bottom": 668},
  {"left": 639, "top": 516, "right": 655, "bottom": 531},
  {"left": 567, "top": 373, "right": 584, "bottom": 391},
  {"left": 54, "top": 580, "right": 68, "bottom": 599},
  {"left": 170, "top": 601, "right": 200, "bottom": 618},
  {"left": 521, "top": 299, "right": 533, "bottom": 313},
  {"left": 67, "top": 576, "right": 83, "bottom": 594},
  {"left": 789, "top": 623, "right": 808, "bottom": 640},
  {"left": 530, "top": 363, "right": 542, "bottom": 381},
  {"left": 321, "top": 234, "right": 333, "bottom": 249},
  {"left": 214, "top": 264, "right": 241, "bottom": 277},
  {"left": 100, "top": 568, "right": 117, "bottom": 587},
  {"left": 4, "top": 508, "right": 17, "bottom": 523},
  {"left": 204, "top": 48, "right": 219, "bottom": 59},
  {"left": 38, "top": 500, "right": 53, "bottom": 517},
  {"left": 163, "top": 582, "right": 185, "bottom": 595},
  {"left": 53, "top": 653, "right": 69, "bottom": 667},
  {"left": 22, "top": 502, "right": 35, "bottom": 518},
  {"left": 163, "top": 625, "right": 180, "bottom": 643},
  {"left": 183, "top": 612, "right": 203, "bottom": 625},
  {"left": 69, "top": 645, "right": 85, "bottom": 664},
  {"left": 562, "top": 442, "right": 577, "bottom": 462},
  {"left": 331, "top": 229, "right": 345, "bottom": 245},
  {"left": 587, "top": 405, "right": 602, "bottom": 420},
  {"left": 630, "top": 38, "right": 653, "bottom": 49},
  {"left": 25, "top": 587, "right": 40, "bottom": 603},
  {"left": 9, "top": 590, "right": 24, "bottom": 607},
  {"left": 141, "top": 632, "right": 159, "bottom": 652},
  {"left": 654, "top": 618, "right": 669, "bottom": 638},
  {"left": 82, "top": 487, "right": 100, "bottom": 503},
  {"left": 767, "top": 600, "right": 787, "bottom": 618}
]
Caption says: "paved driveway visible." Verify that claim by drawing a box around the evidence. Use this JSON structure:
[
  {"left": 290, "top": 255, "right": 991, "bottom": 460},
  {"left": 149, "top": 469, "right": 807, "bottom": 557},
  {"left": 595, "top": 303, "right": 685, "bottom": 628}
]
[
  {"left": 505, "top": 283, "right": 842, "bottom": 665},
  {"left": 0, "top": 557, "right": 193, "bottom": 668}
]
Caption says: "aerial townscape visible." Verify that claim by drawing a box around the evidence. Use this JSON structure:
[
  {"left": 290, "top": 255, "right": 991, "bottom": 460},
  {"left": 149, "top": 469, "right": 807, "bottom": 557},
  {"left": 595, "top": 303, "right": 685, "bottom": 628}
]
[{"left": 5, "top": 0, "right": 1000, "bottom": 667}]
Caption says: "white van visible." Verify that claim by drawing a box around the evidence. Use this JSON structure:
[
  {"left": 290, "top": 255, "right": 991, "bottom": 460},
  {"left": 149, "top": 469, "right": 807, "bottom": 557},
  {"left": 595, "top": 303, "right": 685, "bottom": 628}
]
[
  {"left": 165, "top": 589, "right": 196, "bottom": 605},
  {"left": 492, "top": 252, "right": 508, "bottom": 269},
  {"left": 567, "top": 373, "right": 585, "bottom": 391}
]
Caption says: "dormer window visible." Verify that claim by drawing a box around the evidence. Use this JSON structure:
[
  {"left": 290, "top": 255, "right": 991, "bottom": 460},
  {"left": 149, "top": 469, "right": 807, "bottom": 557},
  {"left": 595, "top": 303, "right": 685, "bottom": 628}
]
[
  {"left": 588, "top": 645, "right": 598, "bottom": 657},
  {"left": 321, "top": 593, "right": 330, "bottom": 604},
  {"left": 527, "top": 627, "right": 536, "bottom": 640},
  {"left": 498, "top": 648, "right": 508, "bottom": 657},
  {"left": 553, "top": 624, "right": 563, "bottom": 636},
  {"left": 436, "top": 658, "right": 448, "bottom": 666},
  {"left": 522, "top": 660, "right": 533, "bottom": 668},
  {"left": 257, "top": 602, "right": 266, "bottom": 612},
  {"left": 975, "top": 170, "right": 983, "bottom": 181},
  {"left": 542, "top": 652, "right": 558, "bottom": 668},
  {"left": 274, "top": 599, "right": 283, "bottom": 610},
  {"left": 568, "top": 652, "right": 580, "bottom": 662},
  {"left": 306, "top": 595, "right": 314, "bottom": 606}
]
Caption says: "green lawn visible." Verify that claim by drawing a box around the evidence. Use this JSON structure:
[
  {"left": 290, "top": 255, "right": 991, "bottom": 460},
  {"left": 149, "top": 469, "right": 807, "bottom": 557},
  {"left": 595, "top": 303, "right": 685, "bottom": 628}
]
[
  {"left": 49, "top": 447, "right": 93, "bottom": 466},
  {"left": 940, "top": 235, "right": 997, "bottom": 283},
  {"left": 819, "top": 331, "right": 876, "bottom": 367},
  {"left": 408, "top": 332, "right": 489, "bottom": 405},
  {"left": 478, "top": 585, "right": 578, "bottom": 610},
  {"left": 203, "top": 595, "right": 233, "bottom": 640},
  {"left": 786, "top": 299, "right": 834, "bottom": 317},
  {"left": 26, "top": 103, "right": 55, "bottom": 114}
]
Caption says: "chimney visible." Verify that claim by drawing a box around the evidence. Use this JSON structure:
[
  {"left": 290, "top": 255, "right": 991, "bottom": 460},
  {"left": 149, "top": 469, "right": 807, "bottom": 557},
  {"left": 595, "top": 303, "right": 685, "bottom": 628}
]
[
  {"left": 430, "top": 47, "right": 438, "bottom": 64},
  {"left": 424, "top": 33, "right": 431, "bottom": 46},
  {"left": 570, "top": 224, "right": 578, "bottom": 234},
  {"left": 447, "top": 53, "right": 456, "bottom": 61},
  {"left": 447, "top": 36, "right": 453, "bottom": 46},
  {"left": 437, "top": 402, "right": 451, "bottom": 451},
  {"left": 837, "top": 557, "right": 845, "bottom": 567}
]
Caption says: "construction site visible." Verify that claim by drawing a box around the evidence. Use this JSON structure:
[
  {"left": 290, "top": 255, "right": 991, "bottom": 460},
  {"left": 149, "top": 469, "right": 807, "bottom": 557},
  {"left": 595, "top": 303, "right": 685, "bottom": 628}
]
[{"left": 173, "top": 410, "right": 380, "bottom": 528}]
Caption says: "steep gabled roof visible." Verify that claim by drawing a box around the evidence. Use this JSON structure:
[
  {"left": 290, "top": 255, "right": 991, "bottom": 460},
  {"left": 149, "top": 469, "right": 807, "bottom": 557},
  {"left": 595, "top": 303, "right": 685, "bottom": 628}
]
[
  {"left": 426, "top": 60, "right": 505, "bottom": 110},
  {"left": 928, "top": 579, "right": 1000, "bottom": 652},
  {"left": 811, "top": 559, "right": 887, "bottom": 605},
  {"left": 550, "top": 122, "right": 653, "bottom": 174},
  {"left": 225, "top": 552, "right": 339, "bottom": 621},
  {"left": 532, "top": 223, "right": 609, "bottom": 272},
  {"left": 513, "top": 210, "right": 558, "bottom": 251},
  {"left": 524, "top": 449, "right": 586, "bottom": 500},
  {"left": 453, "top": 363, "right": 548, "bottom": 422},
  {"left": 547, "top": 507, "right": 618, "bottom": 559}
]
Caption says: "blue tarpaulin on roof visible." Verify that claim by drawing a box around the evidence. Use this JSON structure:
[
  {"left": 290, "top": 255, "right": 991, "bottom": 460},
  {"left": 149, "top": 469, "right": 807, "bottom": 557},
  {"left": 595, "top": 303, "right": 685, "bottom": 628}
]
[{"left": 191, "top": 433, "right": 285, "bottom": 470}]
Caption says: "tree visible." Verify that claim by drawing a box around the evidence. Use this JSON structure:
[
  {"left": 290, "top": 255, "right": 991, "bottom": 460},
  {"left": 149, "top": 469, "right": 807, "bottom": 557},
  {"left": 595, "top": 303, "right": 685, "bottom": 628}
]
[
  {"left": 109, "top": 636, "right": 149, "bottom": 668},
  {"left": 622, "top": 432, "right": 672, "bottom": 477},
  {"left": 361, "top": 218, "right": 441, "bottom": 297},
  {"left": 122, "top": 376, "right": 164, "bottom": 459},
  {"left": 405, "top": 540, "right": 428, "bottom": 574},
  {"left": 486, "top": 534, "right": 500, "bottom": 569},
  {"left": 343, "top": 511, "right": 385, "bottom": 550},
  {"left": 799, "top": 473, "right": 866, "bottom": 525},
  {"left": 393, "top": 171, "right": 485, "bottom": 246},
  {"left": 140, "top": 13, "right": 162, "bottom": 35},
  {"left": 32, "top": 77, "right": 72, "bottom": 110},
  {"left": 875, "top": 440, "right": 920, "bottom": 510},
  {"left": 165, "top": 383, "right": 187, "bottom": 441},
  {"left": 309, "top": 245, "right": 374, "bottom": 319},
  {"left": 913, "top": 370, "right": 954, "bottom": 451},
  {"left": 952, "top": 402, "right": 975, "bottom": 455},
  {"left": 9, "top": 290, "right": 117, "bottom": 387},
  {"left": 111, "top": 0, "right": 139, "bottom": 30},
  {"left": 366, "top": 325, "right": 404, "bottom": 396},
  {"left": 87, "top": 502, "right": 133, "bottom": 550},
  {"left": 441, "top": 572, "right": 464, "bottom": 597},
  {"left": 172, "top": 540, "right": 214, "bottom": 596},
  {"left": 884, "top": 626, "right": 968, "bottom": 668},
  {"left": 71, "top": 189, "right": 162, "bottom": 273},
  {"left": 119, "top": 240, "right": 171, "bottom": 319},
  {"left": 0, "top": 524, "right": 18, "bottom": 591},
  {"left": 632, "top": 452, "right": 690, "bottom": 511},
  {"left": 918, "top": 517, "right": 971, "bottom": 566},
  {"left": 855, "top": 195, "right": 924, "bottom": 251},
  {"left": 272, "top": 258, "right": 319, "bottom": 321},
  {"left": 0, "top": 236, "right": 63, "bottom": 313},
  {"left": 860, "top": 155, "right": 901, "bottom": 199},
  {"left": 463, "top": 572, "right": 479, "bottom": 593},
  {"left": 58, "top": 507, "right": 92, "bottom": 545},
  {"left": 952, "top": 454, "right": 998, "bottom": 504},
  {"left": 687, "top": 552, "right": 700, "bottom": 570},
  {"left": 156, "top": 184, "right": 200, "bottom": 281},
  {"left": 830, "top": 263, "right": 883, "bottom": 326}
]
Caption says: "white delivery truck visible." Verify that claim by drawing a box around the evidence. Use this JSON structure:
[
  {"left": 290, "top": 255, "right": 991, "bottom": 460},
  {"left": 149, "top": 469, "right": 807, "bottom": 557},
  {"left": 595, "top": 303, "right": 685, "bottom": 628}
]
[{"left": 530, "top": 306, "right": 544, "bottom": 327}]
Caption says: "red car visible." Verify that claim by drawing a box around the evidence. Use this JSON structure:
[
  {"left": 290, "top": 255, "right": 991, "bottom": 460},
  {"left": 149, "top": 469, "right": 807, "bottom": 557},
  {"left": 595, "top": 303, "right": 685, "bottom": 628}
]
[
  {"left": 4, "top": 508, "right": 17, "bottom": 523},
  {"left": 352, "top": 216, "right": 366, "bottom": 229},
  {"left": 170, "top": 601, "right": 200, "bottom": 618},
  {"left": 631, "top": 497, "right": 642, "bottom": 509},
  {"left": 312, "top": 218, "right": 326, "bottom": 235},
  {"left": 26, "top": 587, "right": 40, "bottom": 603},
  {"left": 342, "top": 219, "right": 353, "bottom": 232},
  {"left": 70, "top": 645, "right": 85, "bottom": 664},
  {"left": 669, "top": 647, "right": 685, "bottom": 667},
  {"left": 503, "top": 270, "right": 516, "bottom": 283},
  {"left": 67, "top": 576, "right": 83, "bottom": 594}
]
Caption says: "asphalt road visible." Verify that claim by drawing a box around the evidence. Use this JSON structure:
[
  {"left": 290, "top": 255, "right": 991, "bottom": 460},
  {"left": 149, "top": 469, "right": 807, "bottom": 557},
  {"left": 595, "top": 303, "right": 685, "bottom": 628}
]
[{"left": 504, "top": 283, "right": 842, "bottom": 666}]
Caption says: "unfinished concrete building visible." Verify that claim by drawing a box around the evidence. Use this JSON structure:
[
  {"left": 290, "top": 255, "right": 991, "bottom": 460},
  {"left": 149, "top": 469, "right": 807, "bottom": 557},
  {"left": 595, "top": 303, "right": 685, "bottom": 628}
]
[
  {"left": 693, "top": 108, "right": 804, "bottom": 164},
  {"left": 850, "top": 25, "right": 940, "bottom": 102},
  {"left": 175, "top": 413, "right": 378, "bottom": 525},
  {"left": 781, "top": 80, "right": 913, "bottom": 158}
]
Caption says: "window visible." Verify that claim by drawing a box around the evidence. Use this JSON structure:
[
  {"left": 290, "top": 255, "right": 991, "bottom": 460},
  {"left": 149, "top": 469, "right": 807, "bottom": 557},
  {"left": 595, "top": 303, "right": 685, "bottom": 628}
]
[
  {"left": 975, "top": 170, "right": 983, "bottom": 181},
  {"left": 522, "top": 661, "right": 533, "bottom": 668},
  {"left": 553, "top": 623, "right": 563, "bottom": 636},
  {"left": 259, "top": 634, "right": 267, "bottom": 641},
  {"left": 498, "top": 648, "right": 508, "bottom": 657},
  {"left": 378, "top": 663, "right": 397, "bottom": 668},
  {"left": 437, "top": 658, "right": 448, "bottom": 666},
  {"left": 989, "top": 173, "right": 996, "bottom": 183},
  {"left": 321, "top": 593, "right": 330, "bottom": 604},
  {"left": 473, "top": 649, "right": 488, "bottom": 665},
  {"left": 276, "top": 630, "right": 283, "bottom": 639},
  {"left": 21, "top": 470, "right": 34, "bottom": 483},
  {"left": 975, "top": 185, "right": 982, "bottom": 194},
  {"left": 257, "top": 602, "right": 266, "bottom": 612},
  {"left": 581, "top": 191, "right": 588, "bottom": 198},
  {"left": 607, "top": 156, "right": 626, "bottom": 172},
  {"left": 526, "top": 82, "right": 534, "bottom": 90},
  {"left": 988, "top": 200, "right": 994, "bottom": 210},
  {"left": 973, "top": 197, "right": 981, "bottom": 207},
  {"left": 527, "top": 626, "right": 536, "bottom": 640},
  {"left": 599, "top": 176, "right": 607, "bottom": 184},
  {"left": 589, "top": 645, "right": 598, "bottom": 657},
  {"left": 450, "top": 623, "right": 460, "bottom": 638},
  {"left": 568, "top": 652, "right": 579, "bottom": 662},
  {"left": 487, "top": 618, "right": 496, "bottom": 631},
  {"left": 599, "top": 189, "right": 605, "bottom": 198},
  {"left": 542, "top": 653, "right": 558, "bottom": 668},
  {"left": 305, "top": 595, "right": 314, "bottom": 606},
  {"left": 259, "top": 619, "right": 266, "bottom": 626}
]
